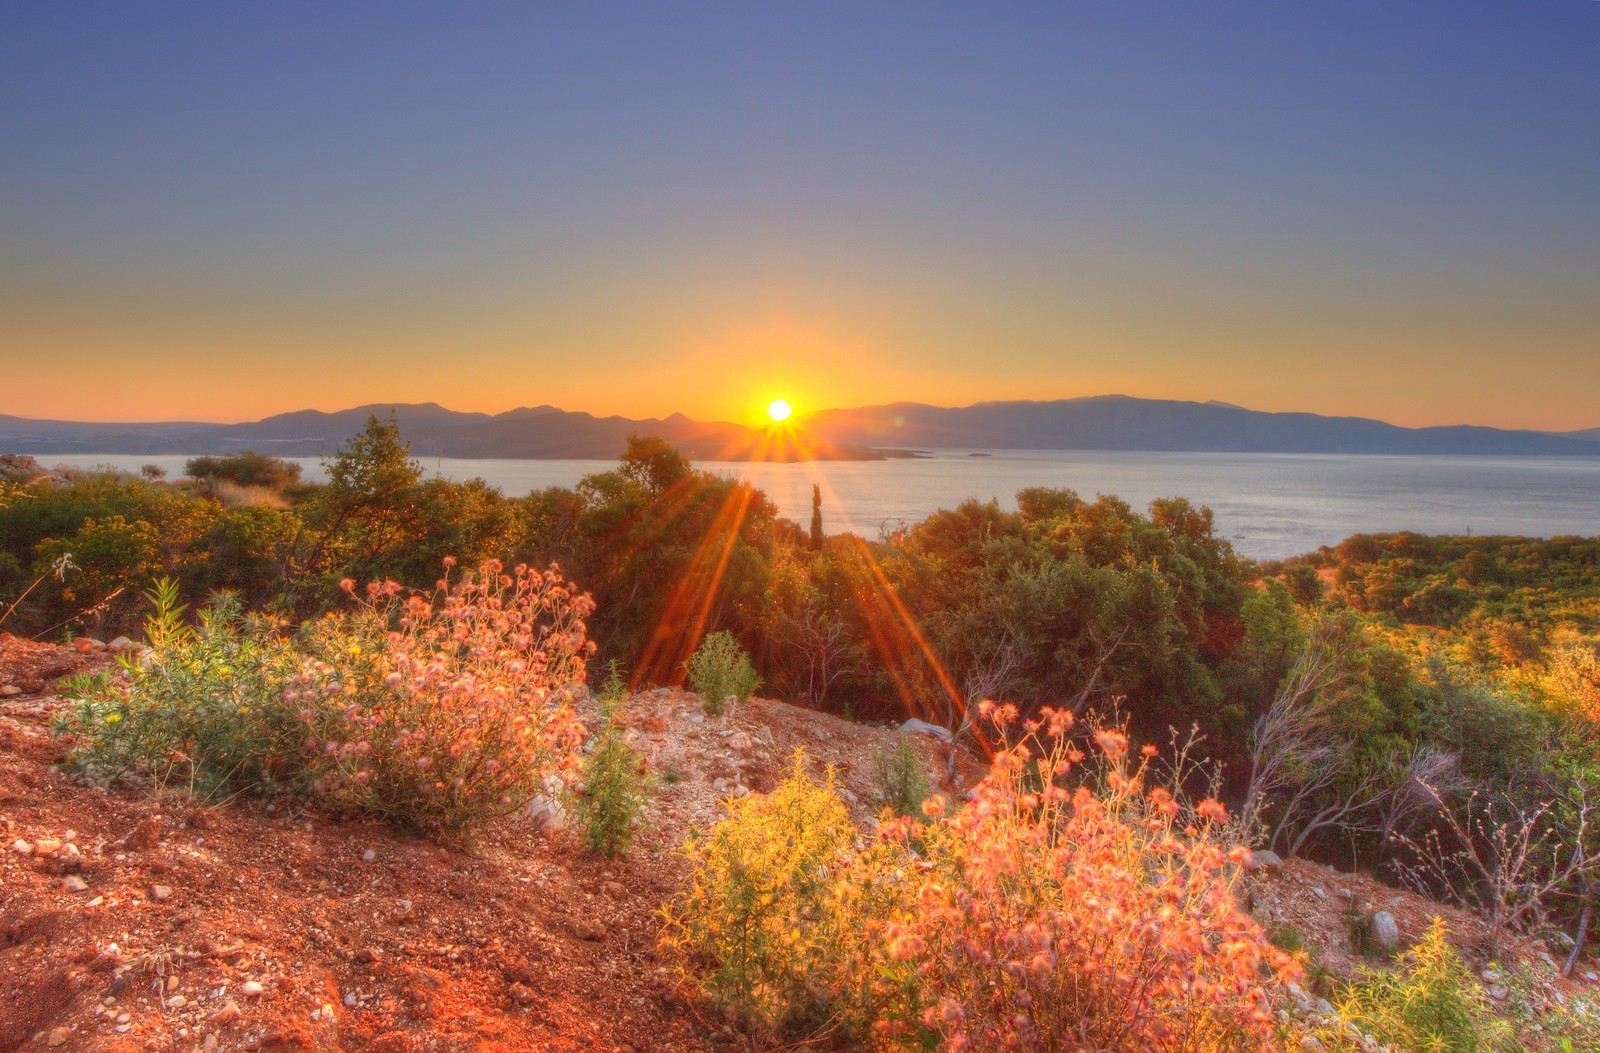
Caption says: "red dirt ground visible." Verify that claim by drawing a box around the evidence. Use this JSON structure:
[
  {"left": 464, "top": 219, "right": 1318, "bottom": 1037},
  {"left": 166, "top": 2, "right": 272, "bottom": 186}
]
[{"left": 0, "top": 638, "right": 968, "bottom": 1053}]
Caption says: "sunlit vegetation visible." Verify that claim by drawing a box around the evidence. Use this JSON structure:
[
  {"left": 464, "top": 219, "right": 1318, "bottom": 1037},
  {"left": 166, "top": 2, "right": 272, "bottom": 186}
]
[
  {"left": 9, "top": 421, "right": 1600, "bottom": 1046},
  {"left": 55, "top": 559, "right": 594, "bottom": 837},
  {"left": 571, "top": 666, "right": 649, "bottom": 856},
  {"left": 662, "top": 711, "right": 1298, "bottom": 1052},
  {"left": 1321, "top": 919, "right": 1516, "bottom": 1053},
  {"left": 685, "top": 629, "right": 760, "bottom": 716}
]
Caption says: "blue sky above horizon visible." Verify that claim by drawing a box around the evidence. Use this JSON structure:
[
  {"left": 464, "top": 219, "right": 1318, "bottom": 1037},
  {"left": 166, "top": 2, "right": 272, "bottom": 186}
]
[{"left": 3, "top": 3, "right": 1597, "bottom": 429}]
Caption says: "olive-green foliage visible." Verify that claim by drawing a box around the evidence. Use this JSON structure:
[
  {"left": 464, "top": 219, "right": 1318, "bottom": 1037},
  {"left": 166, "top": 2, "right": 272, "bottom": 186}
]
[
  {"left": 876, "top": 734, "right": 929, "bottom": 816},
  {"left": 185, "top": 451, "right": 302, "bottom": 491},
  {"left": 1318, "top": 532, "right": 1600, "bottom": 639},
  {"left": 55, "top": 593, "right": 303, "bottom": 800},
  {"left": 572, "top": 669, "right": 648, "bottom": 857},
  {"left": 56, "top": 560, "right": 596, "bottom": 836},
  {"left": 520, "top": 436, "right": 788, "bottom": 684},
  {"left": 1330, "top": 919, "right": 1515, "bottom": 1053},
  {"left": 0, "top": 418, "right": 531, "bottom": 636},
  {"left": 687, "top": 630, "right": 760, "bottom": 715},
  {"left": 868, "top": 490, "right": 1253, "bottom": 743}
]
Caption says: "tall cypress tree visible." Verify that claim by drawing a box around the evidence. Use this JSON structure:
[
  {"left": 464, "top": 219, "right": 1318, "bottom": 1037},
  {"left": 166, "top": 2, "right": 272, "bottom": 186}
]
[{"left": 810, "top": 483, "right": 824, "bottom": 550}]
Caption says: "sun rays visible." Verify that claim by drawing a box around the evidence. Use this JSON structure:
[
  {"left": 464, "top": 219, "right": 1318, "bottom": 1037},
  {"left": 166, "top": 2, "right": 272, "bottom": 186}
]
[{"left": 622, "top": 417, "right": 973, "bottom": 745}]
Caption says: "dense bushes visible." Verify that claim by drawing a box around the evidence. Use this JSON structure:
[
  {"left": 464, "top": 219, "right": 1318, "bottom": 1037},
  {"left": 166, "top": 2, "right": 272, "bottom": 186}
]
[
  {"left": 56, "top": 559, "right": 596, "bottom": 836},
  {"left": 662, "top": 709, "right": 1298, "bottom": 1052}
]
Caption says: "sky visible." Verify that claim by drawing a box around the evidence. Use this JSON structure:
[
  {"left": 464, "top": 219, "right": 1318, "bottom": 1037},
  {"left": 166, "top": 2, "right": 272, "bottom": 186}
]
[{"left": 2, "top": 3, "right": 1598, "bottom": 431}]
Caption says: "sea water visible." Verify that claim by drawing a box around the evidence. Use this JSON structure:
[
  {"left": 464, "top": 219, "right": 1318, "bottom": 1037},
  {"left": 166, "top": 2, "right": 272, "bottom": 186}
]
[{"left": 28, "top": 450, "right": 1600, "bottom": 562}]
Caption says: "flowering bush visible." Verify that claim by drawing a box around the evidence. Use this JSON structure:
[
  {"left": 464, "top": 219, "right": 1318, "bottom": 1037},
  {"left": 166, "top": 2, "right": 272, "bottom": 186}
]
[
  {"left": 292, "top": 559, "right": 595, "bottom": 835},
  {"left": 59, "top": 559, "right": 596, "bottom": 837},
  {"left": 663, "top": 705, "right": 1300, "bottom": 1052}
]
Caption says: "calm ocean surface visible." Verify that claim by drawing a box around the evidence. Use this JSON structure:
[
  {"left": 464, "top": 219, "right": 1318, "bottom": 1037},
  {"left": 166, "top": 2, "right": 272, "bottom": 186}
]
[{"left": 33, "top": 451, "right": 1600, "bottom": 561}]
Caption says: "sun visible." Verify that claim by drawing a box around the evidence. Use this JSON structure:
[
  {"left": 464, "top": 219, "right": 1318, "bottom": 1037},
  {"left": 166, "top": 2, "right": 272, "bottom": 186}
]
[{"left": 766, "top": 398, "right": 793, "bottom": 423}]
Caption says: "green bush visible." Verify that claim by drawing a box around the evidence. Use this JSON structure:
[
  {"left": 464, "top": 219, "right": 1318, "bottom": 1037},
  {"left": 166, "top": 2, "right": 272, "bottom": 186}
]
[
  {"left": 55, "top": 592, "right": 303, "bottom": 800},
  {"left": 659, "top": 752, "right": 859, "bottom": 1034},
  {"left": 57, "top": 559, "right": 597, "bottom": 837},
  {"left": 1330, "top": 918, "right": 1515, "bottom": 1053},
  {"left": 571, "top": 668, "right": 648, "bottom": 856},
  {"left": 876, "top": 734, "right": 930, "bottom": 816},
  {"left": 686, "top": 630, "right": 760, "bottom": 716}
]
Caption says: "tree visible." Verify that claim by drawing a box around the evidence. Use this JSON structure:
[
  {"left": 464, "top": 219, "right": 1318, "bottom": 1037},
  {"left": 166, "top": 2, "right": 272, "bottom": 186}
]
[
  {"left": 809, "top": 484, "right": 823, "bottom": 550},
  {"left": 282, "top": 415, "right": 422, "bottom": 610},
  {"left": 185, "top": 451, "right": 302, "bottom": 491}
]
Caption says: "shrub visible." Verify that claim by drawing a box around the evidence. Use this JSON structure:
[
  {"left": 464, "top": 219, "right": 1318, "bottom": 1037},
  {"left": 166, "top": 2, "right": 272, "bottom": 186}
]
[
  {"left": 571, "top": 667, "right": 648, "bottom": 856},
  {"left": 58, "top": 558, "right": 597, "bottom": 837},
  {"left": 55, "top": 592, "right": 303, "bottom": 800},
  {"left": 686, "top": 630, "right": 760, "bottom": 716},
  {"left": 659, "top": 751, "right": 861, "bottom": 1035},
  {"left": 1329, "top": 918, "right": 1515, "bottom": 1053},
  {"left": 293, "top": 559, "right": 596, "bottom": 835},
  {"left": 662, "top": 707, "right": 1299, "bottom": 1051},
  {"left": 876, "top": 734, "right": 930, "bottom": 816}
]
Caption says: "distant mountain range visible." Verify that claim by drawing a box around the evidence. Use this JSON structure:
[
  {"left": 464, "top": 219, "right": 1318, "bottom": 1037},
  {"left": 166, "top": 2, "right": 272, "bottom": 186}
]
[
  {"left": 1, "top": 396, "right": 1597, "bottom": 461},
  {"left": 803, "top": 396, "right": 1600, "bottom": 457}
]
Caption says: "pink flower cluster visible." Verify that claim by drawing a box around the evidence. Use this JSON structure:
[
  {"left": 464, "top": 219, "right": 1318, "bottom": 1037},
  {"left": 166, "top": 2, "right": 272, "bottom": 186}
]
[{"left": 296, "top": 559, "right": 596, "bottom": 835}]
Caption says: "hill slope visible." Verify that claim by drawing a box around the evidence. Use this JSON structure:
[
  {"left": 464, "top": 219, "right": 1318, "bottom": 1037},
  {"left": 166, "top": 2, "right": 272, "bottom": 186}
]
[
  {"left": 2, "top": 636, "right": 1595, "bottom": 1052},
  {"left": 802, "top": 395, "right": 1600, "bottom": 456}
]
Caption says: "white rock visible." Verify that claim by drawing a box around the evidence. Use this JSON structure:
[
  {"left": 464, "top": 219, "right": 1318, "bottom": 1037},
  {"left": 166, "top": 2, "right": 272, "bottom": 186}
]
[
  {"left": 1369, "top": 911, "right": 1400, "bottom": 952},
  {"left": 898, "top": 718, "right": 952, "bottom": 742},
  {"left": 240, "top": 980, "right": 264, "bottom": 997},
  {"left": 11, "top": 839, "right": 31, "bottom": 856},
  {"left": 362, "top": 849, "right": 377, "bottom": 862},
  {"left": 1246, "top": 848, "right": 1285, "bottom": 873},
  {"left": 64, "top": 875, "right": 89, "bottom": 892},
  {"left": 151, "top": 884, "right": 173, "bottom": 901}
]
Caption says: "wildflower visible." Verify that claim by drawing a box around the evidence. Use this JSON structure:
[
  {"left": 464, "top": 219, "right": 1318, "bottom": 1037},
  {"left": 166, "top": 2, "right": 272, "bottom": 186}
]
[
  {"left": 1094, "top": 728, "right": 1129, "bottom": 758},
  {"left": 921, "top": 794, "right": 947, "bottom": 818},
  {"left": 1196, "top": 798, "right": 1229, "bottom": 823},
  {"left": 104, "top": 713, "right": 122, "bottom": 725}
]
